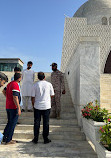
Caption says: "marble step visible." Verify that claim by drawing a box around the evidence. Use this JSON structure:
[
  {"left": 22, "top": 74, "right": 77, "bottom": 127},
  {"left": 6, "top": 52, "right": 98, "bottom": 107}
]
[
  {"left": 0, "top": 102, "right": 74, "bottom": 107},
  {"left": 0, "top": 106, "right": 75, "bottom": 112},
  {"left": 0, "top": 89, "right": 71, "bottom": 95},
  {"left": 0, "top": 97, "right": 73, "bottom": 103},
  {"left": 0, "top": 108, "right": 75, "bottom": 113},
  {"left": 0, "top": 102, "right": 73, "bottom": 107},
  {"left": 61, "top": 107, "right": 75, "bottom": 113},
  {"left": 0, "top": 140, "right": 97, "bottom": 158},
  {"left": 0, "top": 137, "right": 97, "bottom": 158},
  {"left": 13, "top": 139, "right": 94, "bottom": 149},
  {"left": 0, "top": 107, "right": 74, "bottom": 112},
  {"left": 61, "top": 101, "right": 73, "bottom": 105},
  {"left": 0, "top": 130, "right": 86, "bottom": 140},
  {"left": 0, "top": 112, "right": 76, "bottom": 119},
  {"left": 0, "top": 118, "right": 78, "bottom": 125},
  {"left": 0, "top": 124, "right": 81, "bottom": 132},
  {"left": 0, "top": 139, "right": 93, "bottom": 148},
  {"left": 61, "top": 103, "right": 74, "bottom": 106},
  {"left": 0, "top": 97, "right": 72, "bottom": 104}
]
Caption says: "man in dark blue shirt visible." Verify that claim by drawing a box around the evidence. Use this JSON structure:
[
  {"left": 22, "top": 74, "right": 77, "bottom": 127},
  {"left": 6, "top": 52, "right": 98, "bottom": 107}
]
[{"left": 0, "top": 72, "right": 8, "bottom": 144}]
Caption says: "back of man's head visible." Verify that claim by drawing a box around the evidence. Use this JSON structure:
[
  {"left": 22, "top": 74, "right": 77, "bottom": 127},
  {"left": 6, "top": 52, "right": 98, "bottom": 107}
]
[
  {"left": 38, "top": 72, "right": 45, "bottom": 80},
  {"left": 14, "top": 67, "right": 21, "bottom": 72},
  {"left": 0, "top": 72, "right": 8, "bottom": 82},
  {"left": 14, "top": 73, "right": 21, "bottom": 81},
  {"left": 27, "top": 61, "right": 33, "bottom": 65}
]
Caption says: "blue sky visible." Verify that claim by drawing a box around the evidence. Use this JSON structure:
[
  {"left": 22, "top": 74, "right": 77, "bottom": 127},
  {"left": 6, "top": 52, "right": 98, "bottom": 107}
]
[{"left": 0, "top": 0, "right": 87, "bottom": 72}]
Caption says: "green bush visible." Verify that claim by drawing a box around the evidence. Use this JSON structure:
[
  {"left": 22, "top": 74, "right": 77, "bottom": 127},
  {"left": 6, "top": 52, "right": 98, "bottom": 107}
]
[
  {"left": 81, "top": 100, "right": 111, "bottom": 151},
  {"left": 99, "top": 123, "right": 111, "bottom": 151},
  {"left": 81, "top": 100, "right": 109, "bottom": 122}
]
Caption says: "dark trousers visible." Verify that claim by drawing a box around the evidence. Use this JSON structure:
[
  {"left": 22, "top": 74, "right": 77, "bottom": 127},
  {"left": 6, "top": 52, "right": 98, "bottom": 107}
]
[
  {"left": 3, "top": 109, "right": 18, "bottom": 143},
  {"left": 34, "top": 108, "right": 50, "bottom": 141}
]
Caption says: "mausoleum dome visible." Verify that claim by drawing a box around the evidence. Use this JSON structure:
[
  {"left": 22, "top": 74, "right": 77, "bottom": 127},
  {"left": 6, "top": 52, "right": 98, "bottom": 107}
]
[{"left": 73, "top": 0, "right": 111, "bottom": 25}]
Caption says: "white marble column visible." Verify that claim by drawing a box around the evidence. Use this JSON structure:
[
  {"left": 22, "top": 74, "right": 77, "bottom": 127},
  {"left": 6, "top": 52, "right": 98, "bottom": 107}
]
[{"left": 80, "top": 38, "right": 100, "bottom": 105}]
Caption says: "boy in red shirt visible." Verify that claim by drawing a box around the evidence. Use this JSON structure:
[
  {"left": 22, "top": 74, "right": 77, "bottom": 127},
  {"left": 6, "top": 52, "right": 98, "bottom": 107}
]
[{"left": 3, "top": 73, "right": 21, "bottom": 145}]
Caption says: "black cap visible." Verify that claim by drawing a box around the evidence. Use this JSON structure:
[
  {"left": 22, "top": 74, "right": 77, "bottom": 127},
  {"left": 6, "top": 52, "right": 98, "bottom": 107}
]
[{"left": 50, "top": 63, "right": 57, "bottom": 67}]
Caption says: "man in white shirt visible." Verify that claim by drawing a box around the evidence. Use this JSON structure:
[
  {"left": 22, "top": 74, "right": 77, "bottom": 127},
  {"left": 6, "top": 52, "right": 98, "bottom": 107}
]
[
  {"left": 21, "top": 61, "right": 35, "bottom": 112},
  {"left": 31, "top": 72, "right": 54, "bottom": 144}
]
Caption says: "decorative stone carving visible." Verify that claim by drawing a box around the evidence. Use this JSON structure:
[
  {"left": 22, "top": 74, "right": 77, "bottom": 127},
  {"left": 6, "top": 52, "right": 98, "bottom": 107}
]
[
  {"left": 102, "top": 17, "right": 108, "bottom": 25},
  {"left": 109, "top": 17, "right": 111, "bottom": 25}
]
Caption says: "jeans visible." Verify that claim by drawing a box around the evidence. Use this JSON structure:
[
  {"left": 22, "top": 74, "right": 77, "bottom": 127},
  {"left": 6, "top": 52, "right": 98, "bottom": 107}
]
[
  {"left": 3, "top": 109, "right": 18, "bottom": 143},
  {"left": 34, "top": 108, "right": 50, "bottom": 141}
]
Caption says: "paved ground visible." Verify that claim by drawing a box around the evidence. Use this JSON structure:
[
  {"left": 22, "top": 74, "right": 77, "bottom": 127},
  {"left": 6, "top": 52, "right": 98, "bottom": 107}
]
[{"left": 0, "top": 139, "right": 97, "bottom": 158}]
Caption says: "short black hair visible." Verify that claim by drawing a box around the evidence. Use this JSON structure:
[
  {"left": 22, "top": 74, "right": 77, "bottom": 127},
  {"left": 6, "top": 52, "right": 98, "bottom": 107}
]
[
  {"left": 0, "top": 72, "right": 8, "bottom": 82},
  {"left": 14, "top": 67, "right": 21, "bottom": 72},
  {"left": 27, "top": 61, "right": 33, "bottom": 65},
  {"left": 14, "top": 73, "right": 22, "bottom": 81},
  {"left": 38, "top": 72, "right": 45, "bottom": 80}
]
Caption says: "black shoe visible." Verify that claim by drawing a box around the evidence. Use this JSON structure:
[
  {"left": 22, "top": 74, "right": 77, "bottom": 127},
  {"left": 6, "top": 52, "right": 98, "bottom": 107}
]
[
  {"left": 32, "top": 138, "right": 38, "bottom": 144},
  {"left": 17, "top": 122, "right": 20, "bottom": 124},
  {"left": 21, "top": 109, "right": 25, "bottom": 112},
  {"left": 2, "top": 136, "right": 6, "bottom": 142},
  {"left": 44, "top": 139, "right": 51, "bottom": 144},
  {"left": 28, "top": 109, "right": 33, "bottom": 112}
]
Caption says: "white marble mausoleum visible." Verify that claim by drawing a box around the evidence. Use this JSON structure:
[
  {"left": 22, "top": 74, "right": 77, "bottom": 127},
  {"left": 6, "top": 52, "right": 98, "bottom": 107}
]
[{"left": 61, "top": 0, "right": 111, "bottom": 125}]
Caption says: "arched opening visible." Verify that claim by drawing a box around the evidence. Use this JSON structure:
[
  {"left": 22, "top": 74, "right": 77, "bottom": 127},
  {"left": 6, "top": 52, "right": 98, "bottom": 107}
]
[
  {"left": 102, "top": 51, "right": 111, "bottom": 113},
  {"left": 102, "top": 17, "right": 108, "bottom": 25},
  {"left": 104, "top": 51, "right": 111, "bottom": 73}
]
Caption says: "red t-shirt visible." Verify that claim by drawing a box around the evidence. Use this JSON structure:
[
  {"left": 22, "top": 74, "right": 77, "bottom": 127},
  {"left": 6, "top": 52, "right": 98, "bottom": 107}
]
[{"left": 6, "top": 81, "right": 20, "bottom": 109}]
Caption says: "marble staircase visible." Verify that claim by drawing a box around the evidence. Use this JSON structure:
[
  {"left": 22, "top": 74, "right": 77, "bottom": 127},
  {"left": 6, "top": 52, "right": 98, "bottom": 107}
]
[{"left": 0, "top": 73, "right": 97, "bottom": 158}]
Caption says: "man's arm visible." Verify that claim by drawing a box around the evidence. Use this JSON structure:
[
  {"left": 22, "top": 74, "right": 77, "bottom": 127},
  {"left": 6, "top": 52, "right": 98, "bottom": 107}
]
[
  {"left": 33, "top": 72, "right": 35, "bottom": 82},
  {"left": 13, "top": 96, "right": 21, "bottom": 116},
  {"left": 2, "top": 89, "right": 6, "bottom": 97},
  {"left": 31, "top": 84, "right": 35, "bottom": 107},
  {"left": 60, "top": 73, "right": 66, "bottom": 94},
  {"left": 31, "top": 97, "right": 35, "bottom": 107},
  {"left": 2, "top": 86, "right": 7, "bottom": 97},
  {"left": 21, "top": 70, "right": 24, "bottom": 80},
  {"left": 51, "top": 95, "right": 54, "bottom": 98},
  {"left": 50, "top": 83, "right": 55, "bottom": 98},
  {"left": 51, "top": 73, "right": 52, "bottom": 83}
]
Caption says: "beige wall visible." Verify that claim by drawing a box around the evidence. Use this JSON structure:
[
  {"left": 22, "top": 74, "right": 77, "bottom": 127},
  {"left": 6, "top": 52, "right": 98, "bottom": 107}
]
[{"left": 100, "top": 74, "right": 111, "bottom": 113}]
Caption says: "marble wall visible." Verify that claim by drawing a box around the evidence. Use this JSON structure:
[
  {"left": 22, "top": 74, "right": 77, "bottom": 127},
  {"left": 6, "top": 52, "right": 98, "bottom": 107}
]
[
  {"left": 80, "top": 41, "right": 100, "bottom": 105},
  {"left": 65, "top": 38, "right": 100, "bottom": 126}
]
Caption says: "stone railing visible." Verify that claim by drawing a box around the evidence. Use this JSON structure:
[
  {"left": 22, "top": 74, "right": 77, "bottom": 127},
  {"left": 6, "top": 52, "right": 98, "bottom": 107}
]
[{"left": 82, "top": 117, "right": 111, "bottom": 158}]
